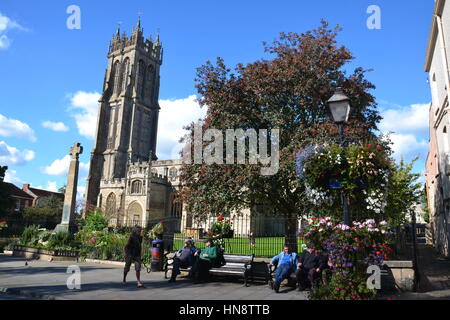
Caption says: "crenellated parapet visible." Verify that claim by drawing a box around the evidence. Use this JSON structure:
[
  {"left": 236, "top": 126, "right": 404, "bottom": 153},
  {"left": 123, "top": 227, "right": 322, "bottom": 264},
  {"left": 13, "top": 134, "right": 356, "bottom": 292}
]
[{"left": 108, "top": 19, "right": 162, "bottom": 64}]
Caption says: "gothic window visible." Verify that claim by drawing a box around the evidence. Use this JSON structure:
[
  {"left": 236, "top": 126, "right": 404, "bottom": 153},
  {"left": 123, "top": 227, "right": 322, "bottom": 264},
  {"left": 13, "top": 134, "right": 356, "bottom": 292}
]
[
  {"left": 169, "top": 167, "right": 178, "bottom": 181},
  {"left": 127, "top": 202, "right": 143, "bottom": 226},
  {"left": 146, "top": 64, "right": 154, "bottom": 101},
  {"left": 120, "top": 58, "right": 130, "bottom": 92},
  {"left": 131, "top": 180, "right": 142, "bottom": 194},
  {"left": 105, "top": 193, "right": 117, "bottom": 219},
  {"left": 138, "top": 60, "right": 146, "bottom": 99},
  {"left": 113, "top": 61, "right": 121, "bottom": 94},
  {"left": 109, "top": 61, "right": 119, "bottom": 95}
]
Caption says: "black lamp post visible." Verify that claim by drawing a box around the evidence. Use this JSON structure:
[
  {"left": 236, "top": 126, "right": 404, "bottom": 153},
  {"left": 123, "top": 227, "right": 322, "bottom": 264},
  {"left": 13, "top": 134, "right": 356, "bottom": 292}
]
[{"left": 327, "top": 87, "right": 351, "bottom": 226}]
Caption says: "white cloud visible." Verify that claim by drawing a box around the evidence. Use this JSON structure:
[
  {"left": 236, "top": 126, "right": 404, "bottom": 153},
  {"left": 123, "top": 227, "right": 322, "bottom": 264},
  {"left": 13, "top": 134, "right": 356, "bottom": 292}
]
[
  {"left": 45, "top": 181, "right": 58, "bottom": 192},
  {"left": 68, "top": 91, "right": 100, "bottom": 139},
  {"left": 379, "top": 102, "right": 430, "bottom": 164},
  {"left": 3, "top": 169, "right": 24, "bottom": 185},
  {"left": 157, "top": 95, "right": 207, "bottom": 160},
  {"left": 0, "top": 113, "right": 36, "bottom": 141},
  {"left": 77, "top": 185, "right": 85, "bottom": 200},
  {"left": 380, "top": 103, "right": 429, "bottom": 134},
  {"left": 42, "top": 155, "right": 89, "bottom": 177},
  {"left": 35, "top": 181, "right": 59, "bottom": 193},
  {"left": 0, "top": 141, "right": 35, "bottom": 166},
  {"left": 389, "top": 133, "right": 428, "bottom": 162},
  {"left": 42, "top": 121, "right": 69, "bottom": 132},
  {"left": 0, "top": 12, "right": 27, "bottom": 50}
]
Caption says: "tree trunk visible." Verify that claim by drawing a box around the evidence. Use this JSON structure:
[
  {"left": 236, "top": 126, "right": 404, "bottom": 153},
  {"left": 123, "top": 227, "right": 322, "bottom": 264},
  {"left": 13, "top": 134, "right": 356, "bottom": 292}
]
[{"left": 284, "top": 214, "right": 298, "bottom": 253}]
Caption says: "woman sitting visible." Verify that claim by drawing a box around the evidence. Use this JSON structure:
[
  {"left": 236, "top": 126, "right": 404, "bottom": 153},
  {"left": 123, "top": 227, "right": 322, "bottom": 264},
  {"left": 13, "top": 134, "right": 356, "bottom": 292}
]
[{"left": 190, "top": 238, "right": 218, "bottom": 283}]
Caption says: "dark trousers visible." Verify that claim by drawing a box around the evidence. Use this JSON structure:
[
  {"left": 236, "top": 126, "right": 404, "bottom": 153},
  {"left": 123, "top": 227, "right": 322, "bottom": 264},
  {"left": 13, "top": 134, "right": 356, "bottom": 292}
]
[
  {"left": 171, "top": 257, "right": 190, "bottom": 280},
  {"left": 296, "top": 268, "right": 320, "bottom": 289},
  {"left": 190, "top": 258, "right": 212, "bottom": 281},
  {"left": 274, "top": 264, "right": 294, "bottom": 286}
]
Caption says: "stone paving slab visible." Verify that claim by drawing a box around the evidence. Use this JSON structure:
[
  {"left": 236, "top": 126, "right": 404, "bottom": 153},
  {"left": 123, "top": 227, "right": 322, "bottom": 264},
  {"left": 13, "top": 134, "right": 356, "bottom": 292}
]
[{"left": 0, "top": 255, "right": 306, "bottom": 300}]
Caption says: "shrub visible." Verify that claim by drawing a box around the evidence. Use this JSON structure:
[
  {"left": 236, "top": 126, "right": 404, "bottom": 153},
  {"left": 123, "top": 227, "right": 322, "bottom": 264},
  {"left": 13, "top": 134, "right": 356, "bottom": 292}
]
[
  {"left": 47, "top": 231, "right": 74, "bottom": 249},
  {"left": 20, "top": 225, "right": 41, "bottom": 246},
  {"left": 84, "top": 209, "right": 108, "bottom": 232}
]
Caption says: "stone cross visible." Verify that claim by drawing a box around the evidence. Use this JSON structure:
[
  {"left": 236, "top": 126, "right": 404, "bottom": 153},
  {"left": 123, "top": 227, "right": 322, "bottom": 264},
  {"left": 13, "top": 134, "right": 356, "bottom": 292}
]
[
  {"left": 55, "top": 143, "right": 83, "bottom": 233},
  {"left": 70, "top": 143, "right": 83, "bottom": 160}
]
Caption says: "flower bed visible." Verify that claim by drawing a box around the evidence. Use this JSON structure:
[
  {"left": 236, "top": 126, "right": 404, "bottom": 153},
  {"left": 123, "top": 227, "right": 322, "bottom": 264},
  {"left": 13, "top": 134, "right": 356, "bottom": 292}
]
[{"left": 303, "top": 218, "right": 393, "bottom": 300}]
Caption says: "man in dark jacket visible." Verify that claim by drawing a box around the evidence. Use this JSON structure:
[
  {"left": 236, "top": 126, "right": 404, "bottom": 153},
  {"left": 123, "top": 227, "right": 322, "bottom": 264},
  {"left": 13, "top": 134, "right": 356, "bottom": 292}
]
[
  {"left": 169, "top": 239, "right": 199, "bottom": 283},
  {"left": 123, "top": 226, "right": 144, "bottom": 288},
  {"left": 296, "top": 243, "right": 324, "bottom": 291}
]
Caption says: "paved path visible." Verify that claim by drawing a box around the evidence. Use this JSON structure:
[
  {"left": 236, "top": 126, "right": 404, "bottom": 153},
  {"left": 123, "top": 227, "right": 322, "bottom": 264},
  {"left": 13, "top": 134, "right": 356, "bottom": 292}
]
[
  {"left": 385, "top": 244, "right": 450, "bottom": 300},
  {"left": 0, "top": 255, "right": 307, "bottom": 300}
]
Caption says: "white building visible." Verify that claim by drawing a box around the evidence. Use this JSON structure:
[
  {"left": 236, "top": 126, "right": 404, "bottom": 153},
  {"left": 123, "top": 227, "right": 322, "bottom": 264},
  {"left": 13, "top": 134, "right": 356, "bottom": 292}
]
[{"left": 425, "top": 0, "right": 450, "bottom": 257}]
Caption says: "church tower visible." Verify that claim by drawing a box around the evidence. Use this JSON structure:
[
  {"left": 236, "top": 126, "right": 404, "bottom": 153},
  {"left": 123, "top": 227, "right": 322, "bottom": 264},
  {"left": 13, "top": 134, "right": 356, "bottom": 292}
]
[{"left": 85, "top": 19, "right": 163, "bottom": 210}]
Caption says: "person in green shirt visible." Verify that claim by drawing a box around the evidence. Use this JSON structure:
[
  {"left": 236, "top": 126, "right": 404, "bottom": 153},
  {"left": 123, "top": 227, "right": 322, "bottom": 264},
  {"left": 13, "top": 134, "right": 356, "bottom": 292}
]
[{"left": 190, "top": 238, "right": 218, "bottom": 283}]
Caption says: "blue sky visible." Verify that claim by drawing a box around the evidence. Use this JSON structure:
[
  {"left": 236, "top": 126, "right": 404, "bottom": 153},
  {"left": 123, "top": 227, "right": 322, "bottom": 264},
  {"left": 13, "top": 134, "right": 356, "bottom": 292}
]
[{"left": 0, "top": 0, "right": 434, "bottom": 197}]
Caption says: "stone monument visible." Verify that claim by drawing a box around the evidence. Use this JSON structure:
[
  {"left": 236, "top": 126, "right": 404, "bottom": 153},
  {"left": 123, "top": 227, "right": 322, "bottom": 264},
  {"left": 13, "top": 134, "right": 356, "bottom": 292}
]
[{"left": 55, "top": 143, "right": 83, "bottom": 233}]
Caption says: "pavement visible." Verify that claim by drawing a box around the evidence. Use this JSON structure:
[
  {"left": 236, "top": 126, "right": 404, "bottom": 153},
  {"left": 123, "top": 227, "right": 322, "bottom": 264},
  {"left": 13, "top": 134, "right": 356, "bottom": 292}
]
[
  {"left": 383, "top": 244, "right": 450, "bottom": 300},
  {"left": 0, "top": 254, "right": 308, "bottom": 300}
]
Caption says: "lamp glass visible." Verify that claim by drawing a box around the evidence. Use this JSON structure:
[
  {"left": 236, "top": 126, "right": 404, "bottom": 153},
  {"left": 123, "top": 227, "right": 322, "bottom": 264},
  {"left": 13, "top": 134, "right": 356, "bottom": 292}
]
[{"left": 329, "top": 100, "right": 350, "bottom": 124}]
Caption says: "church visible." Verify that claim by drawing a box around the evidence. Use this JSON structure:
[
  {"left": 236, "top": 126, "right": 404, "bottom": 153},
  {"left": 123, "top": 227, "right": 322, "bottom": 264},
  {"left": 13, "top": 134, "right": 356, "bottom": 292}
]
[
  {"left": 84, "top": 20, "right": 184, "bottom": 228},
  {"left": 83, "top": 20, "right": 293, "bottom": 237}
]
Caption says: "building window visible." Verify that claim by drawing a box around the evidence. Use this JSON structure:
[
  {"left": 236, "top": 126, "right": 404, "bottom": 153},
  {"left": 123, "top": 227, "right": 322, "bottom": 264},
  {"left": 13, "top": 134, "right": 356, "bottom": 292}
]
[
  {"left": 169, "top": 167, "right": 178, "bottom": 181},
  {"left": 105, "top": 193, "right": 117, "bottom": 218},
  {"left": 15, "top": 200, "right": 20, "bottom": 211},
  {"left": 431, "top": 73, "right": 440, "bottom": 109},
  {"left": 131, "top": 180, "right": 142, "bottom": 194}
]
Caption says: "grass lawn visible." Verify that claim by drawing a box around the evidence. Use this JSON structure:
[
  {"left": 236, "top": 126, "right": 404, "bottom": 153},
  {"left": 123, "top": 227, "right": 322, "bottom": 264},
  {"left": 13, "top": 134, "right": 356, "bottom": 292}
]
[{"left": 173, "top": 235, "right": 305, "bottom": 258}]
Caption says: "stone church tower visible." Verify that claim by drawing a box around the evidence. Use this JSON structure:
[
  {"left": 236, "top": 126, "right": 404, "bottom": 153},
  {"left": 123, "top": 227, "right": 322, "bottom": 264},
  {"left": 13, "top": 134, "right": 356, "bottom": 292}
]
[{"left": 85, "top": 20, "right": 170, "bottom": 224}]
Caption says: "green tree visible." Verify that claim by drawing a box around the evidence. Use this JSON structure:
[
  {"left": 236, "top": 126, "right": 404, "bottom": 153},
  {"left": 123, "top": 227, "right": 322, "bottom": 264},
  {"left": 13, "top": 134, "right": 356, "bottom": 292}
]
[
  {"left": 180, "top": 21, "right": 382, "bottom": 252},
  {"left": 0, "top": 166, "right": 14, "bottom": 218},
  {"left": 383, "top": 157, "right": 422, "bottom": 227},
  {"left": 422, "top": 186, "right": 430, "bottom": 223},
  {"left": 23, "top": 195, "right": 63, "bottom": 226}
]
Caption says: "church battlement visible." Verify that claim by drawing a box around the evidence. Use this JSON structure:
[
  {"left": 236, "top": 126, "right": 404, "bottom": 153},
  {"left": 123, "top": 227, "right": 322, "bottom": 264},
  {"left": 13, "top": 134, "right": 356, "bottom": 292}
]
[
  {"left": 108, "top": 19, "right": 162, "bottom": 64},
  {"left": 101, "top": 178, "right": 126, "bottom": 186}
]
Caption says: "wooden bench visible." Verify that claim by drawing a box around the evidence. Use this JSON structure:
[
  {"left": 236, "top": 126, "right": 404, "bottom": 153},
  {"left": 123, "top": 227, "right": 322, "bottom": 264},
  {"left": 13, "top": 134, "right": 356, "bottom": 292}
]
[{"left": 164, "top": 253, "right": 254, "bottom": 286}]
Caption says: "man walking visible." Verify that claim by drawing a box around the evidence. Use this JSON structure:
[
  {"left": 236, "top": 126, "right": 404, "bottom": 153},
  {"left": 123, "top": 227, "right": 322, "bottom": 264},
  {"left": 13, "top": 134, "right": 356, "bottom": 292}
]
[
  {"left": 123, "top": 226, "right": 145, "bottom": 288},
  {"left": 169, "top": 239, "right": 198, "bottom": 283},
  {"left": 269, "top": 245, "right": 298, "bottom": 293}
]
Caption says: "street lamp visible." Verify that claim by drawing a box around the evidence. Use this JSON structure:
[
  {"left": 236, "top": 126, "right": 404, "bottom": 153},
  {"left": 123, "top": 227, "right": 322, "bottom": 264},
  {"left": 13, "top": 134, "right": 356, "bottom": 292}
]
[{"left": 327, "top": 87, "right": 351, "bottom": 226}]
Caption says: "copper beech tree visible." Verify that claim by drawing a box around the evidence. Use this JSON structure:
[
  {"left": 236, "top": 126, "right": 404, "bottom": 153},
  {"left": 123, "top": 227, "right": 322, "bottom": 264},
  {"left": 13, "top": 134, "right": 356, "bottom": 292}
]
[{"left": 179, "top": 21, "right": 382, "bottom": 252}]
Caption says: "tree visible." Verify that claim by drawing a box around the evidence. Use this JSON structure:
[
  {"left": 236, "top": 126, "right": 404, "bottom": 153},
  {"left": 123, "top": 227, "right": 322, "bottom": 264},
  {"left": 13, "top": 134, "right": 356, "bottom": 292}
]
[
  {"left": 383, "top": 157, "right": 422, "bottom": 227},
  {"left": 58, "top": 185, "right": 67, "bottom": 194},
  {"left": 180, "top": 21, "right": 381, "bottom": 252},
  {"left": 0, "top": 166, "right": 14, "bottom": 218},
  {"left": 22, "top": 195, "right": 63, "bottom": 228}
]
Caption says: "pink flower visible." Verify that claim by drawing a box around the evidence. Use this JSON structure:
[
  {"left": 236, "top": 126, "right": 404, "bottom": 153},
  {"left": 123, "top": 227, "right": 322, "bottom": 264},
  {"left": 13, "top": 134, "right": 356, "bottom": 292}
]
[{"left": 218, "top": 216, "right": 224, "bottom": 221}]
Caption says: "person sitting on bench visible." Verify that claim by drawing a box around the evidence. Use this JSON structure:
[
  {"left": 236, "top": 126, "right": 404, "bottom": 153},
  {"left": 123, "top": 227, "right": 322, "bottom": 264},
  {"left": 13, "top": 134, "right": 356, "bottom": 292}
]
[
  {"left": 168, "top": 239, "right": 198, "bottom": 283},
  {"left": 269, "top": 244, "right": 298, "bottom": 293},
  {"left": 190, "top": 238, "right": 218, "bottom": 283},
  {"left": 296, "top": 243, "right": 325, "bottom": 291}
]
